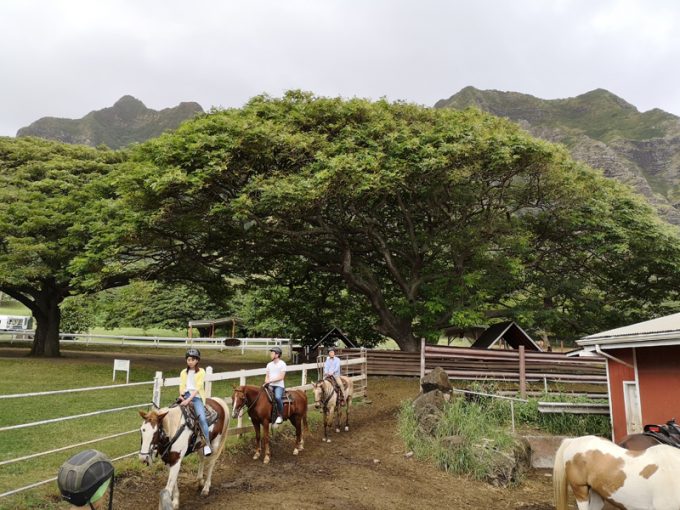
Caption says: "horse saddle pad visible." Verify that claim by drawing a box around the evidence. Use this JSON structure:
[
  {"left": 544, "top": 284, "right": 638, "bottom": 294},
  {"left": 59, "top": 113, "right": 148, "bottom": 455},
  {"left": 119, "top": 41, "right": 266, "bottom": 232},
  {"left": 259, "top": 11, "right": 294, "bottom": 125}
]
[
  {"left": 185, "top": 402, "right": 219, "bottom": 431},
  {"left": 264, "top": 386, "right": 295, "bottom": 405}
]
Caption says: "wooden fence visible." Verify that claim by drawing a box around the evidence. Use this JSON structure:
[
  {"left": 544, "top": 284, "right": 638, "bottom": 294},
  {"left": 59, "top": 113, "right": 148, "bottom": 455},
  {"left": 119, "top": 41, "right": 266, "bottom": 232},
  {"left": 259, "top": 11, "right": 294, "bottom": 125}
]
[{"left": 343, "top": 341, "right": 606, "bottom": 389}]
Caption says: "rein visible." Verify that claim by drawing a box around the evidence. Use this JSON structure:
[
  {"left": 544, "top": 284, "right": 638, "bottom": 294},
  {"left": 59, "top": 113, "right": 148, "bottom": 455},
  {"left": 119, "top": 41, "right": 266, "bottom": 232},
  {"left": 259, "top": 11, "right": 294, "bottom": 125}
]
[
  {"left": 315, "top": 380, "right": 336, "bottom": 410},
  {"left": 235, "top": 388, "right": 263, "bottom": 418},
  {"left": 140, "top": 405, "right": 188, "bottom": 462}
]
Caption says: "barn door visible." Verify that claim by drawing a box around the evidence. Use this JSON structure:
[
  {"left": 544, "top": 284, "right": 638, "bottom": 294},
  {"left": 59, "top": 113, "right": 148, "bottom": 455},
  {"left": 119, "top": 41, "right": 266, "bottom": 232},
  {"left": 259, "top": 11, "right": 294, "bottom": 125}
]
[{"left": 623, "top": 381, "right": 642, "bottom": 434}]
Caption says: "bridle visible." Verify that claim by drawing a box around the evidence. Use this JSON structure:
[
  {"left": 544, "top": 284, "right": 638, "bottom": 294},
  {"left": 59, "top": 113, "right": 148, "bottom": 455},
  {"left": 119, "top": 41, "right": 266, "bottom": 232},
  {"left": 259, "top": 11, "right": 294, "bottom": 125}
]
[
  {"left": 314, "top": 380, "right": 336, "bottom": 410},
  {"left": 233, "top": 388, "right": 262, "bottom": 418},
  {"left": 139, "top": 404, "right": 188, "bottom": 462}
]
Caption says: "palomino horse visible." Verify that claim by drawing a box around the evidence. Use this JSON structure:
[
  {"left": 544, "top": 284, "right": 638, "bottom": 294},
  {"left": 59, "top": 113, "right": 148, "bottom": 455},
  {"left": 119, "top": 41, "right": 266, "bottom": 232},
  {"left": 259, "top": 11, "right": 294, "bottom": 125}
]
[
  {"left": 312, "top": 376, "right": 353, "bottom": 442},
  {"left": 231, "top": 384, "right": 308, "bottom": 464},
  {"left": 554, "top": 435, "right": 680, "bottom": 510},
  {"left": 138, "top": 397, "right": 229, "bottom": 510}
]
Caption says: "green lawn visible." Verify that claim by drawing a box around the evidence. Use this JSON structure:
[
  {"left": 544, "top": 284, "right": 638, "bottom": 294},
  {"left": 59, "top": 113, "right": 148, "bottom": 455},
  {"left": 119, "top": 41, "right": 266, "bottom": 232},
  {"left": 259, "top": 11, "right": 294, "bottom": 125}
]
[{"left": 0, "top": 350, "right": 323, "bottom": 509}]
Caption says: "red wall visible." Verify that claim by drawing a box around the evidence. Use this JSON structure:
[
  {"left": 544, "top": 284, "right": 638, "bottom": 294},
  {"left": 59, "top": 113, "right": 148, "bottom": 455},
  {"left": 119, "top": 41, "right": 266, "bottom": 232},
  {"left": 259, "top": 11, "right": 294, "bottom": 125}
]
[
  {"left": 637, "top": 346, "right": 680, "bottom": 425},
  {"left": 606, "top": 349, "right": 635, "bottom": 442}
]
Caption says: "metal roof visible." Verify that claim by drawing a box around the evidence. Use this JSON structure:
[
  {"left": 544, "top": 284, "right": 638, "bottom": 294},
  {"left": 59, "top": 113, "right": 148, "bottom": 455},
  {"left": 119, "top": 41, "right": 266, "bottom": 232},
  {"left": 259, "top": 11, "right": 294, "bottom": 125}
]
[
  {"left": 188, "top": 317, "right": 239, "bottom": 327},
  {"left": 577, "top": 312, "right": 680, "bottom": 350}
]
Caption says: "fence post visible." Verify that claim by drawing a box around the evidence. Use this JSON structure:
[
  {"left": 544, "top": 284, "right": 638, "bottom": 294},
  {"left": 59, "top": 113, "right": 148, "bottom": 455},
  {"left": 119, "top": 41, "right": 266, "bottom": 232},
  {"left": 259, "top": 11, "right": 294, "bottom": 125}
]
[
  {"left": 361, "top": 347, "right": 368, "bottom": 398},
  {"left": 152, "top": 371, "right": 163, "bottom": 408},
  {"left": 301, "top": 367, "right": 307, "bottom": 387},
  {"left": 238, "top": 370, "right": 246, "bottom": 435},
  {"left": 241, "top": 339, "right": 245, "bottom": 356},
  {"left": 510, "top": 400, "right": 516, "bottom": 433},
  {"left": 420, "top": 337, "right": 426, "bottom": 381},
  {"left": 519, "top": 345, "right": 526, "bottom": 399},
  {"left": 205, "top": 366, "right": 213, "bottom": 398}
]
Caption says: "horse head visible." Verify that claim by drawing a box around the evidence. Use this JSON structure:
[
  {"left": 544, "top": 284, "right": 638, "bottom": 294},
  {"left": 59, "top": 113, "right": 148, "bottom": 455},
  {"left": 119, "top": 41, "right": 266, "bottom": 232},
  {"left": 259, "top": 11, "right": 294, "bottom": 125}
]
[
  {"left": 231, "top": 386, "right": 247, "bottom": 419},
  {"left": 138, "top": 409, "right": 168, "bottom": 465},
  {"left": 311, "top": 380, "right": 324, "bottom": 409}
]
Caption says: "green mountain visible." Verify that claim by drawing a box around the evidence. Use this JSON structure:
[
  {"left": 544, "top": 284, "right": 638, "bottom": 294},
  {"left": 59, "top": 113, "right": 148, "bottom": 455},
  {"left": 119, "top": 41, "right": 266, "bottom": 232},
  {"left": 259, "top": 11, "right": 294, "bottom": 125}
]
[
  {"left": 17, "top": 95, "right": 204, "bottom": 149},
  {"left": 436, "top": 87, "right": 680, "bottom": 224}
]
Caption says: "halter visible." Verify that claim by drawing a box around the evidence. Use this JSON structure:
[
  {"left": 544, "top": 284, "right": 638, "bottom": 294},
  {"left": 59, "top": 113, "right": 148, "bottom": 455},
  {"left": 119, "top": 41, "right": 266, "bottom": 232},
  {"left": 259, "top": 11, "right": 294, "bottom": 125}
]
[
  {"left": 233, "top": 388, "right": 262, "bottom": 418},
  {"left": 314, "top": 380, "right": 336, "bottom": 410},
  {"left": 139, "top": 404, "right": 188, "bottom": 462}
]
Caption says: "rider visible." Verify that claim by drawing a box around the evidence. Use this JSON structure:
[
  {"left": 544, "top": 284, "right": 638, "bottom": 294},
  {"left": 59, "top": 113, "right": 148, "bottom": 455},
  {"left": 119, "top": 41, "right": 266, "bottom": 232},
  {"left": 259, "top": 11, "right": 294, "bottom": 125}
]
[
  {"left": 179, "top": 348, "right": 212, "bottom": 456},
  {"left": 323, "top": 346, "right": 345, "bottom": 405},
  {"left": 265, "top": 346, "right": 286, "bottom": 425}
]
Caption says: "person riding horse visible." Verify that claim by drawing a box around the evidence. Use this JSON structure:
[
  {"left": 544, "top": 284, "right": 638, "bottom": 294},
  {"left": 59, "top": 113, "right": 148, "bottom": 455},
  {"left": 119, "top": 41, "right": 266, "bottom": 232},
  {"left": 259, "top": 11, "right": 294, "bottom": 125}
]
[
  {"left": 323, "top": 347, "right": 344, "bottom": 406},
  {"left": 265, "top": 346, "right": 286, "bottom": 424}
]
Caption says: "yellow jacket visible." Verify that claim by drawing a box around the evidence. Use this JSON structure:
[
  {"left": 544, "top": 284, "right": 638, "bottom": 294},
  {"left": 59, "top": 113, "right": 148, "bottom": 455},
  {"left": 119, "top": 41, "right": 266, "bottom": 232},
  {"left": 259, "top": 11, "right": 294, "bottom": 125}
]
[{"left": 179, "top": 368, "right": 206, "bottom": 402}]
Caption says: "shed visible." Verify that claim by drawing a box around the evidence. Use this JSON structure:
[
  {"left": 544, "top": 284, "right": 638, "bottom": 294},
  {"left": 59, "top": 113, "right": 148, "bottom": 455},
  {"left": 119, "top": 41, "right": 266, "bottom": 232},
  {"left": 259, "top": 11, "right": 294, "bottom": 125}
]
[
  {"left": 470, "top": 321, "right": 541, "bottom": 351},
  {"left": 294, "top": 327, "right": 358, "bottom": 363},
  {"left": 578, "top": 313, "right": 680, "bottom": 442},
  {"left": 188, "top": 317, "right": 238, "bottom": 339}
]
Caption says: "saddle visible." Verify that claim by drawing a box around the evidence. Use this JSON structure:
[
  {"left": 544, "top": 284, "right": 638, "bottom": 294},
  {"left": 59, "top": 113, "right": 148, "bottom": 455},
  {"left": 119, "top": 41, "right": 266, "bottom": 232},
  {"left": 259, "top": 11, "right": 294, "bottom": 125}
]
[
  {"left": 263, "top": 385, "right": 295, "bottom": 421},
  {"left": 324, "top": 375, "right": 345, "bottom": 405},
  {"left": 179, "top": 401, "right": 219, "bottom": 453},
  {"left": 643, "top": 419, "right": 680, "bottom": 448}
]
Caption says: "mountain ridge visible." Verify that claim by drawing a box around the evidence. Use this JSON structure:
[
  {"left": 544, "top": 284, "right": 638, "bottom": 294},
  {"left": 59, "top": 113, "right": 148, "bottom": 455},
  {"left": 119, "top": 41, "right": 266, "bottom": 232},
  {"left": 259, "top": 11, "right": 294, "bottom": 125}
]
[{"left": 17, "top": 96, "right": 204, "bottom": 149}]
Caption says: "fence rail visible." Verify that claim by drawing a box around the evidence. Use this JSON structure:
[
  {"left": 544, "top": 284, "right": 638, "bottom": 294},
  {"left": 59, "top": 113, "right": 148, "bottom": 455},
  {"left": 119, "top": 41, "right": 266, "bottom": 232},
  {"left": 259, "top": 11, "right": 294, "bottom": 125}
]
[{"left": 0, "top": 351, "right": 367, "bottom": 500}]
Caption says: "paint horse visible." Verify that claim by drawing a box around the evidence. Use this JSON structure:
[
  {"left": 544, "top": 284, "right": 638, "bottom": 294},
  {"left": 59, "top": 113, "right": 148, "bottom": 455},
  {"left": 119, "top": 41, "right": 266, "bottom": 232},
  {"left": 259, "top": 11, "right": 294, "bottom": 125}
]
[
  {"left": 312, "top": 376, "right": 354, "bottom": 442},
  {"left": 231, "top": 385, "right": 308, "bottom": 464},
  {"left": 619, "top": 419, "right": 680, "bottom": 450},
  {"left": 554, "top": 435, "right": 680, "bottom": 510},
  {"left": 138, "top": 397, "right": 229, "bottom": 510}
]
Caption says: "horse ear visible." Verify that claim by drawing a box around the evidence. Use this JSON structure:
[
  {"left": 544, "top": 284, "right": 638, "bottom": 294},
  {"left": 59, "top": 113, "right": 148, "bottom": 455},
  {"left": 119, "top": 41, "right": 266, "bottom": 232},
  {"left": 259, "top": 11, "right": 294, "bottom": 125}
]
[
  {"left": 139, "top": 410, "right": 148, "bottom": 419},
  {"left": 157, "top": 410, "right": 169, "bottom": 421}
]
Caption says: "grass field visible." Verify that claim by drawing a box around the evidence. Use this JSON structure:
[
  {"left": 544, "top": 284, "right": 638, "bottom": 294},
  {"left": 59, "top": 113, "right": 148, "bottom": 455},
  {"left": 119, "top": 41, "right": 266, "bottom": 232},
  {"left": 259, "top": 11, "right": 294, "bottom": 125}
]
[{"left": 0, "top": 347, "right": 323, "bottom": 510}]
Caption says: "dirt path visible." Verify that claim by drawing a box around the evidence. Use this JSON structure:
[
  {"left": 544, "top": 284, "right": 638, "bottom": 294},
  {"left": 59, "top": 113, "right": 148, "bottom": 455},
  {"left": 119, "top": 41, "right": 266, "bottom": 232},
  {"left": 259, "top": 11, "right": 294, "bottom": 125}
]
[{"left": 116, "top": 377, "right": 555, "bottom": 510}]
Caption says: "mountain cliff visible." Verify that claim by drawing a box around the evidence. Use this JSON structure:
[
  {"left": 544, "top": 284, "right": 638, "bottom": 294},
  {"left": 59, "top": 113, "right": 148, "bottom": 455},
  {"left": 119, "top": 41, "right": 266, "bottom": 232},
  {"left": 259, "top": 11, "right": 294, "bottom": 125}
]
[
  {"left": 17, "top": 96, "right": 204, "bottom": 149},
  {"left": 436, "top": 87, "right": 680, "bottom": 224}
]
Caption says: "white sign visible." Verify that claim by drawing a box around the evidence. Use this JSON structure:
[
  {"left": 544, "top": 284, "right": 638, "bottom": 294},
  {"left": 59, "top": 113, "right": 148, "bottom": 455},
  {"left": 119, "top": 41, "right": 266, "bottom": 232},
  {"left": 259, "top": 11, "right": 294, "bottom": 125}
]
[{"left": 113, "top": 359, "right": 131, "bottom": 384}]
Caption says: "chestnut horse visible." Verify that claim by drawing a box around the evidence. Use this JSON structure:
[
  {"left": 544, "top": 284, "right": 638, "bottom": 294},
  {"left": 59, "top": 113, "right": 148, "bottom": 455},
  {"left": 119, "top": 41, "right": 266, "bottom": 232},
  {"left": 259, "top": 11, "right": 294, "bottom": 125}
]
[
  {"left": 554, "top": 435, "right": 680, "bottom": 510},
  {"left": 138, "top": 397, "right": 229, "bottom": 510},
  {"left": 312, "top": 376, "right": 354, "bottom": 442},
  {"left": 231, "top": 385, "right": 308, "bottom": 464}
]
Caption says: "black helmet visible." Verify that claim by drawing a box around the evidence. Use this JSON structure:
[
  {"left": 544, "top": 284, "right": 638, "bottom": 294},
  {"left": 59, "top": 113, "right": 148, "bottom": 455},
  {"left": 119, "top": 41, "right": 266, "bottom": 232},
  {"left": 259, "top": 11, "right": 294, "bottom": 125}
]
[
  {"left": 327, "top": 346, "right": 337, "bottom": 354},
  {"left": 58, "top": 449, "right": 114, "bottom": 507},
  {"left": 185, "top": 347, "right": 201, "bottom": 359},
  {"left": 269, "top": 346, "right": 282, "bottom": 356}
]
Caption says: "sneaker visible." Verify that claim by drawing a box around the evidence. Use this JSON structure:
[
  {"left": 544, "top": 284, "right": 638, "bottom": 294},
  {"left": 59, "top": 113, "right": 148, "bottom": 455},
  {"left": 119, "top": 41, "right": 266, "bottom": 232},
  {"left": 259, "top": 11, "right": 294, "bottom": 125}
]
[
  {"left": 203, "top": 445, "right": 212, "bottom": 456},
  {"left": 274, "top": 416, "right": 283, "bottom": 425}
]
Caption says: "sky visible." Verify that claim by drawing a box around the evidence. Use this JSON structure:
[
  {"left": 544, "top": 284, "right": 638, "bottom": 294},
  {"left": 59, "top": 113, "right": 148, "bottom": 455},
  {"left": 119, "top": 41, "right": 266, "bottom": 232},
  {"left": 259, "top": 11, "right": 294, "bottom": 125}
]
[{"left": 1, "top": 0, "right": 680, "bottom": 136}]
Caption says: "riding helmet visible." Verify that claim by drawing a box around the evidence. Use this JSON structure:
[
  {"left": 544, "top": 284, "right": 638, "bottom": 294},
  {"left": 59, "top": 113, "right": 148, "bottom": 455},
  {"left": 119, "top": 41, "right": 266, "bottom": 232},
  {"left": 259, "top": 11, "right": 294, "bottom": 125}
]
[
  {"left": 269, "top": 346, "right": 282, "bottom": 356},
  {"left": 185, "top": 347, "right": 201, "bottom": 359},
  {"left": 57, "top": 449, "right": 114, "bottom": 507}
]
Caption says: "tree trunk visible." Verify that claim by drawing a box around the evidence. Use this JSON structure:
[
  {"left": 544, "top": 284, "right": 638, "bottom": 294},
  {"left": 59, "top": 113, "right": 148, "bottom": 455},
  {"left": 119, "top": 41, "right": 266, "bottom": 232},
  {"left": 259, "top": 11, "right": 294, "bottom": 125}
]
[{"left": 30, "top": 292, "right": 62, "bottom": 357}]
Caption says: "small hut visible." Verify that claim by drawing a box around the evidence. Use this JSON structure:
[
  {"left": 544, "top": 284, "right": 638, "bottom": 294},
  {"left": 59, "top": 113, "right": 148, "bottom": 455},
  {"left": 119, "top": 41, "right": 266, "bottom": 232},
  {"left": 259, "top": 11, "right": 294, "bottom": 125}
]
[
  {"left": 188, "top": 317, "right": 239, "bottom": 339},
  {"left": 295, "top": 327, "right": 357, "bottom": 362},
  {"left": 470, "top": 321, "right": 541, "bottom": 351}
]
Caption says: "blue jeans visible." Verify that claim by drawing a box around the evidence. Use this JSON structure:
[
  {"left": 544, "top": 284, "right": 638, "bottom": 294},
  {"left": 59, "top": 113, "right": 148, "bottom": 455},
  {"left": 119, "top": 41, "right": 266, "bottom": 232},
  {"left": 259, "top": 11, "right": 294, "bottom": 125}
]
[
  {"left": 184, "top": 392, "right": 210, "bottom": 442},
  {"left": 272, "top": 385, "right": 284, "bottom": 418}
]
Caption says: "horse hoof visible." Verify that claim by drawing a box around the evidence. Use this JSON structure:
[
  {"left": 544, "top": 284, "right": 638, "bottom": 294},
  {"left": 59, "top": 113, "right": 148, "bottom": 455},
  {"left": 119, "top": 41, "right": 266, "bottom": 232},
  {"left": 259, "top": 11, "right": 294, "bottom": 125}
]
[
  {"left": 345, "top": 426, "right": 349, "bottom": 432},
  {"left": 201, "top": 489, "right": 210, "bottom": 497},
  {"left": 253, "top": 453, "right": 260, "bottom": 460},
  {"left": 293, "top": 449, "right": 299, "bottom": 455},
  {"left": 335, "top": 429, "right": 340, "bottom": 433},
  {"left": 326, "top": 438, "right": 331, "bottom": 443},
  {"left": 263, "top": 456, "right": 270, "bottom": 464}
]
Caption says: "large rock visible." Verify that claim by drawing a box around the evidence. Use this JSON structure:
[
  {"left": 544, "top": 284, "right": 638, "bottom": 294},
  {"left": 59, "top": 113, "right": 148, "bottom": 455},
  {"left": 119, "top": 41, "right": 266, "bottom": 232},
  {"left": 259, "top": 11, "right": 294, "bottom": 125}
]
[
  {"left": 523, "top": 435, "right": 570, "bottom": 468},
  {"left": 421, "top": 367, "right": 452, "bottom": 394},
  {"left": 417, "top": 413, "right": 441, "bottom": 436},
  {"left": 412, "top": 389, "right": 446, "bottom": 416}
]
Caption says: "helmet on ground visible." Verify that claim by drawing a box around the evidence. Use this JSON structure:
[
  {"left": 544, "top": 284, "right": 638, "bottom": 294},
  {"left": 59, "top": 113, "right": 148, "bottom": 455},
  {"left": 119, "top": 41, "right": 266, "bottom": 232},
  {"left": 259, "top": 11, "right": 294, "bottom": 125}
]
[
  {"left": 185, "top": 347, "right": 201, "bottom": 359},
  {"left": 269, "top": 346, "right": 282, "bottom": 356},
  {"left": 57, "top": 449, "right": 114, "bottom": 507}
]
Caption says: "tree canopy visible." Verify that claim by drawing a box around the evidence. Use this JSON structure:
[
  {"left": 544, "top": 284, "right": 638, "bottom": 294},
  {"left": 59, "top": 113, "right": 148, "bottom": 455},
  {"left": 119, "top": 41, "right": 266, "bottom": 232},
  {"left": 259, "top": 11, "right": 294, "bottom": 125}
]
[
  {"left": 0, "top": 137, "right": 123, "bottom": 355},
  {"left": 97, "top": 92, "right": 680, "bottom": 351}
]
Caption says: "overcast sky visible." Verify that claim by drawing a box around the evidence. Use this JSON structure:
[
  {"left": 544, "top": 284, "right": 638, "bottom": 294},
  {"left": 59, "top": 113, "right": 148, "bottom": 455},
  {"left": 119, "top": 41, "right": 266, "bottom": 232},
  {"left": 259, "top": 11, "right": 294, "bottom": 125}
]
[{"left": 1, "top": 0, "right": 680, "bottom": 136}]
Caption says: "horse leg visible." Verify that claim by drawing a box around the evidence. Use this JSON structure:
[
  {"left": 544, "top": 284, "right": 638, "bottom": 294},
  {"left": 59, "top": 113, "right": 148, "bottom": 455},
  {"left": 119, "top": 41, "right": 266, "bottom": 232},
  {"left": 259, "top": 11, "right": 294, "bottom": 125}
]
[
  {"left": 344, "top": 398, "right": 351, "bottom": 432},
  {"left": 322, "top": 409, "right": 332, "bottom": 442},
  {"left": 252, "top": 421, "right": 262, "bottom": 460},
  {"left": 334, "top": 403, "right": 341, "bottom": 433},
  {"left": 164, "top": 459, "right": 183, "bottom": 510},
  {"left": 200, "top": 435, "right": 220, "bottom": 496},
  {"left": 292, "top": 415, "right": 301, "bottom": 455},
  {"left": 263, "top": 420, "right": 271, "bottom": 464}
]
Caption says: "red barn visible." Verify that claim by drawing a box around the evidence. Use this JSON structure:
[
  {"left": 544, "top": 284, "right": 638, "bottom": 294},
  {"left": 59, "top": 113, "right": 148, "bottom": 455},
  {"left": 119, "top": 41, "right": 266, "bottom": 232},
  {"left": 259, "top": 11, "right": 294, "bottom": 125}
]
[{"left": 577, "top": 313, "right": 680, "bottom": 442}]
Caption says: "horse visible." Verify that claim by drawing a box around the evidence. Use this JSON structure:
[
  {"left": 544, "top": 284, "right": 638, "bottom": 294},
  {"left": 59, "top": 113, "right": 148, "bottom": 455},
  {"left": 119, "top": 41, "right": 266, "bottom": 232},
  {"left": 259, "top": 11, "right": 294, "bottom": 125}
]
[
  {"left": 554, "top": 435, "right": 680, "bottom": 510},
  {"left": 312, "top": 376, "right": 353, "bottom": 442},
  {"left": 618, "top": 432, "right": 664, "bottom": 450},
  {"left": 231, "top": 384, "right": 308, "bottom": 464},
  {"left": 138, "top": 397, "right": 229, "bottom": 510}
]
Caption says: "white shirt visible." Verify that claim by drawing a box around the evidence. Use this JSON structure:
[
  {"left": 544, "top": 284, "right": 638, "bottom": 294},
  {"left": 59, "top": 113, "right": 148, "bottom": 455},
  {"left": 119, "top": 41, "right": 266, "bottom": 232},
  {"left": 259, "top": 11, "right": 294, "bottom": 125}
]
[
  {"left": 266, "top": 359, "right": 287, "bottom": 388},
  {"left": 186, "top": 370, "right": 197, "bottom": 392}
]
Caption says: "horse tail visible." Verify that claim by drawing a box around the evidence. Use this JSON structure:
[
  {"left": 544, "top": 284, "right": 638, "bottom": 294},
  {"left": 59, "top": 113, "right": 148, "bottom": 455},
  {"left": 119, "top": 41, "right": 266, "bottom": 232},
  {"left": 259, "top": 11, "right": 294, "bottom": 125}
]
[{"left": 553, "top": 437, "right": 571, "bottom": 510}]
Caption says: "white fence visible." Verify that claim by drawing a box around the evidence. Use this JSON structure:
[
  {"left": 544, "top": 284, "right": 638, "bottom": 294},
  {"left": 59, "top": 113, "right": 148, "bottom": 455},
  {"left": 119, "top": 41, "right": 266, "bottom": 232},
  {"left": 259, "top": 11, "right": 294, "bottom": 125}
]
[
  {"left": 0, "top": 353, "right": 367, "bottom": 500},
  {"left": 0, "top": 330, "right": 293, "bottom": 355}
]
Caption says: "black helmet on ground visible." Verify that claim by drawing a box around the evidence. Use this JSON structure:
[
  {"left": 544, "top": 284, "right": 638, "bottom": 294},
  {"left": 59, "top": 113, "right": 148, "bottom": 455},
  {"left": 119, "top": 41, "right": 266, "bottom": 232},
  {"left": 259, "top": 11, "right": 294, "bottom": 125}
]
[{"left": 185, "top": 347, "right": 201, "bottom": 359}]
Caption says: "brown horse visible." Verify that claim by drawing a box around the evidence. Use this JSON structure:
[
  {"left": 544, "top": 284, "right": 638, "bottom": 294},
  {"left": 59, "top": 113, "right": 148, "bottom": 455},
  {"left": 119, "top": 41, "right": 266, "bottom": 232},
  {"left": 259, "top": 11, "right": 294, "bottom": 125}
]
[
  {"left": 312, "top": 376, "right": 353, "bottom": 442},
  {"left": 231, "top": 385, "right": 308, "bottom": 464}
]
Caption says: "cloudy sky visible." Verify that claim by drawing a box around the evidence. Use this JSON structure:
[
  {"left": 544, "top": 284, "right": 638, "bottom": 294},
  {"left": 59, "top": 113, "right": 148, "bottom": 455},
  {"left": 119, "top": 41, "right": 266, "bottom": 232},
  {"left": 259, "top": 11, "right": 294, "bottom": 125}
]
[{"left": 1, "top": 0, "right": 679, "bottom": 136}]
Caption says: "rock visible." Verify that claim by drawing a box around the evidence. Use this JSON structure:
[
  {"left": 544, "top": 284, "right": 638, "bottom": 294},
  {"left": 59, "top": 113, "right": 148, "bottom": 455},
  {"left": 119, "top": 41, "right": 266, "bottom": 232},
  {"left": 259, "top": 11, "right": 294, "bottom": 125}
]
[
  {"left": 373, "top": 459, "right": 380, "bottom": 464},
  {"left": 475, "top": 437, "right": 532, "bottom": 487},
  {"left": 440, "top": 435, "right": 464, "bottom": 449},
  {"left": 412, "top": 389, "right": 446, "bottom": 416},
  {"left": 421, "top": 367, "right": 452, "bottom": 394},
  {"left": 417, "top": 412, "right": 441, "bottom": 436},
  {"left": 404, "top": 451, "right": 414, "bottom": 459}
]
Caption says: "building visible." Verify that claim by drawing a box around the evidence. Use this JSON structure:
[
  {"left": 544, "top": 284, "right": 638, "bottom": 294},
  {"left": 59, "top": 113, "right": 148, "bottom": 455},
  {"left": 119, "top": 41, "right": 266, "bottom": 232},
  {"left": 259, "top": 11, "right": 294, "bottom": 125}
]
[{"left": 577, "top": 313, "right": 680, "bottom": 442}]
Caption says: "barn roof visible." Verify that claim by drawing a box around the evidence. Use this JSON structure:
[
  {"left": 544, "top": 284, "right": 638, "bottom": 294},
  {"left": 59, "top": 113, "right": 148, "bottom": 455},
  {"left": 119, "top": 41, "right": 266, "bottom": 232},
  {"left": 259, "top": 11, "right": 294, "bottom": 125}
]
[
  {"left": 578, "top": 312, "right": 680, "bottom": 350},
  {"left": 310, "top": 327, "right": 358, "bottom": 350},
  {"left": 470, "top": 321, "right": 541, "bottom": 351}
]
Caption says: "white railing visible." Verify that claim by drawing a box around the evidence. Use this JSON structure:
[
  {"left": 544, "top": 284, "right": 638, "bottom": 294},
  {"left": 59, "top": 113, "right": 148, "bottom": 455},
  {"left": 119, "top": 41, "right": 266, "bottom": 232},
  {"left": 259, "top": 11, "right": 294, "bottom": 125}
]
[
  {"left": 0, "top": 330, "right": 293, "bottom": 354},
  {"left": 0, "top": 352, "right": 367, "bottom": 500}
]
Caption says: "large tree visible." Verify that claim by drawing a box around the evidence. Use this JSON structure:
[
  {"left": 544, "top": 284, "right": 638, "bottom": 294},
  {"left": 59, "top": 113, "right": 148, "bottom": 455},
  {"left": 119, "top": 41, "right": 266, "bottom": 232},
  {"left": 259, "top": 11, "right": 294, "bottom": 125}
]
[
  {"left": 0, "top": 137, "right": 123, "bottom": 356},
  {"left": 99, "top": 92, "right": 680, "bottom": 351}
]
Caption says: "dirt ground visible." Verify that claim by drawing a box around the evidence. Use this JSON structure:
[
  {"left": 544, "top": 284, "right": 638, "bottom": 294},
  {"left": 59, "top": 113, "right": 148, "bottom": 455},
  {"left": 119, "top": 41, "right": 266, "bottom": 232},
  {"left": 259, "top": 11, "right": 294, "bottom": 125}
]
[{"left": 113, "top": 377, "right": 556, "bottom": 510}]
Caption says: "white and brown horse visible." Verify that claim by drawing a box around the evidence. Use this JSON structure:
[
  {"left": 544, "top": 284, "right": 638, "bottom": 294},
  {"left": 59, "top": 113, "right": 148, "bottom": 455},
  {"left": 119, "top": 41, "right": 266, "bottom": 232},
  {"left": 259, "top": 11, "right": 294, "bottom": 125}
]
[
  {"left": 312, "top": 376, "right": 353, "bottom": 442},
  {"left": 554, "top": 435, "right": 680, "bottom": 510},
  {"left": 138, "top": 397, "right": 229, "bottom": 510}
]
